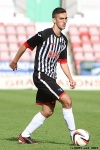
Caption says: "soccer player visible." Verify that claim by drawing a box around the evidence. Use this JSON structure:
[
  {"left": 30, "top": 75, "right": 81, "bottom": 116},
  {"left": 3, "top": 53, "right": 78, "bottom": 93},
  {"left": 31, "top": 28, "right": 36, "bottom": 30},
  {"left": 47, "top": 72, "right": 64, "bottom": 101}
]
[{"left": 10, "top": 7, "right": 76, "bottom": 144}]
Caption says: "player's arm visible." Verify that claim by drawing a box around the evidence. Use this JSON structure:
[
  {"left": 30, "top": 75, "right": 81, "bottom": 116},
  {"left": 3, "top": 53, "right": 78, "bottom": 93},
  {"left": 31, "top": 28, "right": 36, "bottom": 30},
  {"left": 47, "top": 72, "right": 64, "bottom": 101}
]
[
  {"left": 9, "top": 32, "right": 43, "bottom": 71},
  {"left": 60, "top": 62, "right": 76, "bottom": 89},
  {"left": 9, "top": 44, "right": 27, "bottom": 71},
  {"left": 58, "top": 41, "right": 76, "bottom": 89}
]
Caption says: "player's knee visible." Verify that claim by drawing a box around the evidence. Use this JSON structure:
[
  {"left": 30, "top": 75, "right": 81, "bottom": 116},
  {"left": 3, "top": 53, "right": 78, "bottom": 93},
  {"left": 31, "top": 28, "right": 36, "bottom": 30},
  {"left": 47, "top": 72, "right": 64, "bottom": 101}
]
[
  {"left": 59, "top": 93, "right": 72, "bottom": 108},
  {"left": 47, "top": 109, "right": 54, "bottom": 117},
  {"left": 41, "top": 109, "right": 54, "bottom": 118},
  {"left": 62, "top": 96, "right": 72, "bottom": 108},
  {"left": 66, "top": 100, "right": 72, "bottom": 108}
]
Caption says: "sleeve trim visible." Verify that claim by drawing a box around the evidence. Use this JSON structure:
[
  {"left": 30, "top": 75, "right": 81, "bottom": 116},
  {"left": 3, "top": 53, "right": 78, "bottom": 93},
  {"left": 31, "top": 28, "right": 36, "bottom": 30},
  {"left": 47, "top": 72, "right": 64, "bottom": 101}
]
[
  {"left": 24, "top": 42, "right": 33, "bottom": 51},
  {"left": 58, "top": 59, "right": 67, "bottom": 64}
]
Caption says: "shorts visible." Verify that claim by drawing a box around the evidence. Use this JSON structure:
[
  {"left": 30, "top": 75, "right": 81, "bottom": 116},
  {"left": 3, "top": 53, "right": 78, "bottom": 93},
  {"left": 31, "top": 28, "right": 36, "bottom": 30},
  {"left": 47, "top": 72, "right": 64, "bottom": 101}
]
[{"left": 33, "top": 71, "right": 66, "bottom": 107}]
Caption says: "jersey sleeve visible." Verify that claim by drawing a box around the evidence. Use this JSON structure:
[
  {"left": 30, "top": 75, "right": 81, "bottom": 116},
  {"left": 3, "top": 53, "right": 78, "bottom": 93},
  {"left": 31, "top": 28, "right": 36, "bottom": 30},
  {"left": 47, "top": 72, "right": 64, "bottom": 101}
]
[
  {"left": 58, "top": 49, "right": 67, "bottom": 64},
  {"left": 24, "top": 32, "right": 43, "bottom": 51},
  {"left": 58, "top": 38, "right": 68, "bottom": 64}
]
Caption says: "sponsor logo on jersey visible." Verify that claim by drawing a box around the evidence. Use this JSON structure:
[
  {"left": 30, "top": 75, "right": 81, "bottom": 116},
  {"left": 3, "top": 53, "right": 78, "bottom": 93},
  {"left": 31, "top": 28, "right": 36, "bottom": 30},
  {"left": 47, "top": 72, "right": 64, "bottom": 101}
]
[{"left": 48, "top": 51, "right": 60, "bottom": 58}]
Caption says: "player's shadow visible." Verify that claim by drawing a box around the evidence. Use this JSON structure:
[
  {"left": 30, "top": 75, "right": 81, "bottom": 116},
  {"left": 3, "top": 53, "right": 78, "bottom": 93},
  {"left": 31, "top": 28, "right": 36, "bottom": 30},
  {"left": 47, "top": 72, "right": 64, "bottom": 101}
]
[
  {"left": 3, "top": 137, "right": 18, "bottom": 142},
  {"left": 5, "top": 137, "right": 71, "bottom": 145},
  {"left": 35, "top": 139, "right": 67, "bottom": 145}
]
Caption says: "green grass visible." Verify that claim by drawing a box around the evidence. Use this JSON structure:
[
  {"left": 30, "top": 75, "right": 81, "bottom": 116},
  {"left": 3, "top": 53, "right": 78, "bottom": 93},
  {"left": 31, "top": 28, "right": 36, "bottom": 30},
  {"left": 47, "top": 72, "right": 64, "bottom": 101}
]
[{"left": 0, "top": 90, "right": 100, "bottom": 150}]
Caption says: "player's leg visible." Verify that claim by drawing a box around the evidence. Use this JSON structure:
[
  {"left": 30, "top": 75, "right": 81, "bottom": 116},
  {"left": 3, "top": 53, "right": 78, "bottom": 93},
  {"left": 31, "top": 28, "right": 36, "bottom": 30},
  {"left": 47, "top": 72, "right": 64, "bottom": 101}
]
[
  {"left": 19, "top": 104, "right": 54, "bottom": 143},
  {"left": 36, "top": 73, "right": 76, "bottom": 139},
  {"left": 58, "top": 93, "right": 76, "bottom": 138},
  {"left": 41, "top": 103, "right": 54, "bottom": 118}
]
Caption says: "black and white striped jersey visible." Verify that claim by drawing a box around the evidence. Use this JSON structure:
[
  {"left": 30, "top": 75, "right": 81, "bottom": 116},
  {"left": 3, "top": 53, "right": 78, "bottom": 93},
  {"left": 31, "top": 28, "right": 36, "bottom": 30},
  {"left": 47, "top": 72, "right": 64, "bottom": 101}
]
[{"left": 24, "top": 28, "right": 68, "bottom": 79}]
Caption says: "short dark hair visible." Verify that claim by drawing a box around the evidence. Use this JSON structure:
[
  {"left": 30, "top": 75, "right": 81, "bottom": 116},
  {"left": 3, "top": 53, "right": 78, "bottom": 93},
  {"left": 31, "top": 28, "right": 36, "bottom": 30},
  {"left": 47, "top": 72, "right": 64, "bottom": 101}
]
[{"left": 52, "top": 7, "right": 66, "bottom": 18}]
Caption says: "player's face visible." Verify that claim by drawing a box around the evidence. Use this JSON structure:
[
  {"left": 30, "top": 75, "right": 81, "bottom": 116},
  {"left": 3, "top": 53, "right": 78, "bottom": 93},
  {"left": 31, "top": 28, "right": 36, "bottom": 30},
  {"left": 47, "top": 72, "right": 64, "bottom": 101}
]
[{"left": 53, "top": 13, "right": 67, "bottom": 30}]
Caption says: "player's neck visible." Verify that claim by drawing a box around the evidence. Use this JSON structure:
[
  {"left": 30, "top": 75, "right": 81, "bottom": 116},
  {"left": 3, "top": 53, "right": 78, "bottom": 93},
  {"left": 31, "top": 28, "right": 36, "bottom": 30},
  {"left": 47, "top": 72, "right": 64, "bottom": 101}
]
[{"left": 52, "top": 26, "right": 61, "bottom": 37}]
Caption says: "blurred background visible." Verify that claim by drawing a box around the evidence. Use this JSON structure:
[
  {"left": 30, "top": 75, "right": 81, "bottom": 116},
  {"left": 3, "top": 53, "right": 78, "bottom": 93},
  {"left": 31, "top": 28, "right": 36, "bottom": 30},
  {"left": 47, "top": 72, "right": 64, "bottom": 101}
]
[{"left": 0, "top": 0, "right": 100, "bottom": 90}]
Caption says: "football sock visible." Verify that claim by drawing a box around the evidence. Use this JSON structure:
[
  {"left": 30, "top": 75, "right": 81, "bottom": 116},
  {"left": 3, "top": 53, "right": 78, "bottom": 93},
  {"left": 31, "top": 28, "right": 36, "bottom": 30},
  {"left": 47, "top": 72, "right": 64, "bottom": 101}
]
[
  {"left": 21, "top": 112, "right": 46, "bottom": 137},
  {"left": 62, "top": 107, "right": 76, "bottom": 136}
]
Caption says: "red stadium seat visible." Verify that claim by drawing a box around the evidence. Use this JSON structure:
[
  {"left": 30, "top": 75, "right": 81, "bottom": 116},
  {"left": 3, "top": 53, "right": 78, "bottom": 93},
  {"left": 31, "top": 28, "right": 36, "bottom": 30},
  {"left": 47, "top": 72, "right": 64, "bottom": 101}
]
[
  {"left": 9, "top": 51, "right": 16, "bottom": 60},
  {"left": 0, "top": 35, "right": 7, "bottom": 43},
  {"left": 79, "top": 25, "right": 88, "bottom": 32},
  {"left": 84, "top": 52, "right": 95, "bottom": 61},
  {"left": 7, "top": 35, "right": 17, "bottom": 43},
  {"left": 80, "top": 32, "right": 90, "bottom": 42},
  {"left": 0, "top": 25, "right": 6, "bottom": 34},
  {"left": 0, "top": 51, "right": 10, "bottom": 61},
  {"left": 69, "top": 26, "right": 79, "bottom": 35},
  {"left": 89, "top": 25, "right": 99, "bottom": 36},
  {"left": 78, "top": 25, "right": 90, "bottom": 43},
  {"left": 70, "top": 35, "right": 82, "bottom": 50},
  {"left": 0, "top": 43, "right": 8, "bottom": 51},
  {"left": 16, "top": 24, "right": 26, "bottom": 35},
  {"left": 72, "top": 47, "right": 83, "bottom": 54},
  {"left": 74, "top": 52, "right": 84, "bottom": 61},
  {"left": 94, "top": 52, "right": 100, "bottom": 61},
  {"left": 71, "top": 42, "right": 82, "bottom": 49},
  {"left": 17, "top": 34, "right": 27, "bottom": 44},
  {"left": 91, "top": 35, "right": 100, "bottom": 42},
  {"left": 8, "top": 43, "right": 19, "bottom": 51},
  {"left": 19, "top": 51, "right": 31, "bottom": 61},
  {"left": 70, "top": 35, "right": 81, "bottom": 43},
  {"left": 74, "top": 52, "right": 84, "bottom": 75},
  {"left": 26, "top": 23, "right": 35, "bottom": 37},
  {"left": 82, "top": 43, "right": 93, "bottom": 52},
  {"left": 5, "top": 24, "right": 16, "bottom": 35},
  {"left": 93, "top": 43, "right": 100, "bottom": 52}
]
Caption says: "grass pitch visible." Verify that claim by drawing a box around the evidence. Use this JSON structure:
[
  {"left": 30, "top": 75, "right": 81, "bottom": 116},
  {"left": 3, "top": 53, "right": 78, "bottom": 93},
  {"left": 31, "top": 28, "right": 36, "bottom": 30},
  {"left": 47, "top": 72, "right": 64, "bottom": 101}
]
[{"left": 0, "top": 90, "right": 100, "bottom": 150}]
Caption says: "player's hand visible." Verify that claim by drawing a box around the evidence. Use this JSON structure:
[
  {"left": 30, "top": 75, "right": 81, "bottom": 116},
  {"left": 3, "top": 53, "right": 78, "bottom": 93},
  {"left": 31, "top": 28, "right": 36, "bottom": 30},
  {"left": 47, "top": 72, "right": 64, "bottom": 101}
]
[
  {"left": 9, "top": 61, "right": 17, "bottom": 71},
  {"left": 69, "top": 79, "right": 76, "bottom": 89}
]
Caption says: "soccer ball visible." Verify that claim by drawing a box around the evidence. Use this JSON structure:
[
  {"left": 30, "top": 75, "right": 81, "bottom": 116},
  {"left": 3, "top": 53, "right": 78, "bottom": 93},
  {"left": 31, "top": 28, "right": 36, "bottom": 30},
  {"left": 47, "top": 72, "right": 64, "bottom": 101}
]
[{"left": 73, "top": 129, "right": 90, "bottom": 146}]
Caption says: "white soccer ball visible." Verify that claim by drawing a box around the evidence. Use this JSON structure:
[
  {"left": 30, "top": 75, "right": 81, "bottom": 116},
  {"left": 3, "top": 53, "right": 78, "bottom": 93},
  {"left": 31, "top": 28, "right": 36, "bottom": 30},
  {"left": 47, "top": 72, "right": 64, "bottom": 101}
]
[{"left": 73, "top": 129, "right": 90, "bottom": 146}]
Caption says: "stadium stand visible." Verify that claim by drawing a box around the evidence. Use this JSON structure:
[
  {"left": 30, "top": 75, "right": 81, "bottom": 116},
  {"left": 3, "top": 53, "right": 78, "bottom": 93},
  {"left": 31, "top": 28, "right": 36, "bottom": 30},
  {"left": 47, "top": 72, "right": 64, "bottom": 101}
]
[
  {"left": 68, "top": 23, "right": 100, "bottom": 75},
  {"left": 1, "top": 22, "right": 100, "bottom": 75},
  {"left": 0, "top": 23, "right": 35, "bottom": 62},
  {"left": 0, "top": 0, "right": 100, "bottom": 76}
]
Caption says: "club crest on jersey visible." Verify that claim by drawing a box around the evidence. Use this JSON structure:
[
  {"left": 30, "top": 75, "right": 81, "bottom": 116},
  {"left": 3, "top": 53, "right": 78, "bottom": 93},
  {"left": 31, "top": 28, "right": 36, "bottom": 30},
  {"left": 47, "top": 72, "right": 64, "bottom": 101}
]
[
  {"left": 48, "top": 51, "right": 60, "bottom": 58},
  {"left": 59, "top": 42, "right": 66, "bottom": 50}
]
